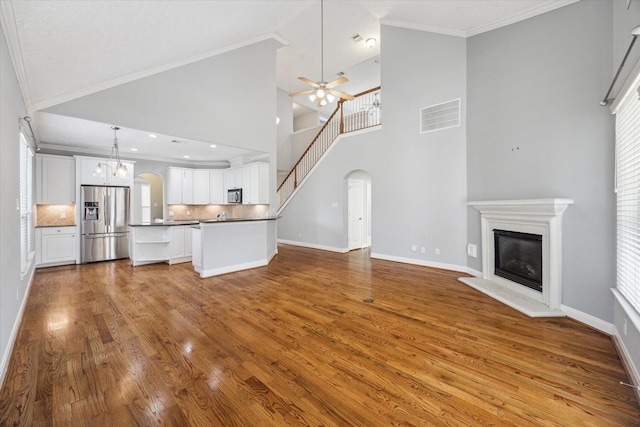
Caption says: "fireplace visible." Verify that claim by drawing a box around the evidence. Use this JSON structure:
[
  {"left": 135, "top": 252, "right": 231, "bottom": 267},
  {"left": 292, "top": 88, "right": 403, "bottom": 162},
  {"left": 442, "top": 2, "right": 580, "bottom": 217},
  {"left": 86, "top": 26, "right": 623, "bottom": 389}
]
[
  {"left": 493, "top": 229, "right": 542, "bottom": 292},
  {"left": 461, "top": 198, "right": 573, "bottom": 317}
]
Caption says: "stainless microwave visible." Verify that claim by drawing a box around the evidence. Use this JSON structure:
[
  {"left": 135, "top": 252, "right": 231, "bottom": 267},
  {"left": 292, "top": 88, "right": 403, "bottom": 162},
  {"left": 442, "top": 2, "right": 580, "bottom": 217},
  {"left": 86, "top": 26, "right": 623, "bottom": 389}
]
[{"left": 228, "top": 188, "right": 242, "bottom": 204}]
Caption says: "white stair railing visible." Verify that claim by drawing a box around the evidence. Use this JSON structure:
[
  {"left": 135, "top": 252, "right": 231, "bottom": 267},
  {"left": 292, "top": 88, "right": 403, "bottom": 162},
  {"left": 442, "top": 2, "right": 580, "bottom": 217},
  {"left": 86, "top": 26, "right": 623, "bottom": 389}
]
[{"left": 277, "top": 86, "right": 381, "bottom": 210}]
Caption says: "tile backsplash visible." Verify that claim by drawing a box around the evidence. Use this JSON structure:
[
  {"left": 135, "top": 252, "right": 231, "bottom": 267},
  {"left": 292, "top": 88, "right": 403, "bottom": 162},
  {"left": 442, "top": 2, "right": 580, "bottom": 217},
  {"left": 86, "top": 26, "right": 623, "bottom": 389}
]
[
  {"left": 36, "top": 204, "right": 76, "bottom": 227},
  {"left": 166, "top": 204, "right": 270, "bottom": 221}
]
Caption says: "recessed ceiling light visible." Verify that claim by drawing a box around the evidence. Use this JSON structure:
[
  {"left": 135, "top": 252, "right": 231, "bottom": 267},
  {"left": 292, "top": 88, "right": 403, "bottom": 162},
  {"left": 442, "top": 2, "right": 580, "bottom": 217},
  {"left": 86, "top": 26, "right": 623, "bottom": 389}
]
[
  {"left": 148, "top": 134, "right": 158, "bottom": 138},
  {"left": 130, "top": 148, "right": 138, "bottom": 152},
  {"left": 210, "top": 144, "right": 217, "bottom": 148},
  {"left": 183, "top": 155, "right": 190, "bottom": 158}
]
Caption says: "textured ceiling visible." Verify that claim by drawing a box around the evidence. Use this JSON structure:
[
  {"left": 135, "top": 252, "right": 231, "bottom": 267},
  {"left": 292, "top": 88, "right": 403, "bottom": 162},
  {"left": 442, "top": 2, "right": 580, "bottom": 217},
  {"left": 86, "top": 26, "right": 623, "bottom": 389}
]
[{"left": 0, "top": 0, "right": 578, "bottom": 163}]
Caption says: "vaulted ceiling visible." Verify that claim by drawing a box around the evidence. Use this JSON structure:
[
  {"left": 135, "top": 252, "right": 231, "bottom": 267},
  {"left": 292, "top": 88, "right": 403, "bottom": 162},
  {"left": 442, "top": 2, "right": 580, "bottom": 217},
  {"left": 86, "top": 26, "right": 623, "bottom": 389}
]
[{"left": 0, "top": 0, "right": 578, "bottom": 163}]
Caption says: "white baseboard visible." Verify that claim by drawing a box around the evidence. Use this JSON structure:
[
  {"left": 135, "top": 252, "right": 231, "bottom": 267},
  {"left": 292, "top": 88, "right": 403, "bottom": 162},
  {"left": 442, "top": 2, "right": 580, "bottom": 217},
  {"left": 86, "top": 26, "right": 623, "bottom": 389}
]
[
  {"left": 561, "top": 304, "right": 614, "bottom": 335},
  {"left": 0, "top": 265, "right": 36, "bottom": 389},
  {"left": 611, "top": 326, "right": 640, "bottom": 402},
  {"left": 370, "top": 252, "right": 469, "bottom": 274},
  {"left": 466, "top": 267, "right": 482, "bottom": 277},
  {"left": 199, "top": 259, "right": 269, "bottom": 278},
  {"left": 277, "top": 239, "right": 349, "bottom": 253}
]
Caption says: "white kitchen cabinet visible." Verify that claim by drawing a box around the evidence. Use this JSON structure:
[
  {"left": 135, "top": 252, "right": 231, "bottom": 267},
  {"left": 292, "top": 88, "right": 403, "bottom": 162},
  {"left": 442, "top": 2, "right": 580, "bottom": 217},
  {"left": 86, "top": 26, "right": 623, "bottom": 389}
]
[
  {"left": 166, "top": 167, "right": 193, "bottom": 204},
  {"left": 192, "top": 170, "right": 210, "bottom": 205},
  {"left": 224, "top": 167, "right": 242, "bottom": 191},
  {"left": 129, "top": 226, "right": 170, "bottom": 266},
  {"left": 76, "top": 156, "right": 134, "bottom": 187},
  {"left": 169, "top": 225, "right": 192, "bottom": 264},
  {"left": 36, "top": 154, "right": 76, "bottom": 204},
  {"left": 209, "top": 170, "right": 224, "bottom": 204},
  {"left": 36, "top": 226, "right": 77, "bottom": 267},
  {"left": 244, "top": 163, "right": 269, "bottom": 205}
]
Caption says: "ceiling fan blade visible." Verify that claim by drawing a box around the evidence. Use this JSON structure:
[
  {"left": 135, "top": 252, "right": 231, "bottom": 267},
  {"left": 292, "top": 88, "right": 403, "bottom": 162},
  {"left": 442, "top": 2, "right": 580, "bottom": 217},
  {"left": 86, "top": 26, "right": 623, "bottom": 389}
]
[
  {"left": 325, "top": 76, "right": 349, "bottom": 88},
  {"left": 289, "top": 89, "right": 315, "bottom": 97},
  {"left": 298, "top": 76, "right": 319, "bottom": 88},
  {"left": 328, "top": 89, "right": 355, "bottom": 101}
]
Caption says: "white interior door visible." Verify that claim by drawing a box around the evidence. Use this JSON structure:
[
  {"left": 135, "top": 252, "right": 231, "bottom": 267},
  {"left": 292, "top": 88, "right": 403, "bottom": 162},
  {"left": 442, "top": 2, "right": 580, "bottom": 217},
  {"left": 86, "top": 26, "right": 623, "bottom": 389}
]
[{"left": 348, "top": 179, "right": 364, "bottom": 250}]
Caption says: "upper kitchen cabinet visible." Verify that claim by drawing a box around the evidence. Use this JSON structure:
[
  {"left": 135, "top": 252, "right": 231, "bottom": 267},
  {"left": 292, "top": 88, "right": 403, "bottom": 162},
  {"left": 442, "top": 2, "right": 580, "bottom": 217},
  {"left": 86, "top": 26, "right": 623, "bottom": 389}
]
[
  {"left": 76, "top": 155, "right": 135, "bottom": 187},
  {"left": 192, "top": 170, "right": 210, "bottom": 205},
  {"left": 209, "top": 170, "right": 224, "bottom": 204},
  {"left": 36, "top": 154, "right": 75, "bottom": 204},
  {"left": 166, "top": 167, "right": 193, "bottom": 205},
  {"left": 223, "top": 167, "right": 242, "bottom": 191},
  {"left": 244, "top": 163, "right": 269, "bottom": 205}
]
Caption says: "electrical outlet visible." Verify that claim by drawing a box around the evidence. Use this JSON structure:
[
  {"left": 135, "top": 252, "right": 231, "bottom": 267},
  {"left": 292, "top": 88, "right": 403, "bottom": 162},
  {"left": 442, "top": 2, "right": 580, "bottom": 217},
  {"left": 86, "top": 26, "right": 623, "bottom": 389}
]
[
  {"left": 168, "top": 211, "right": 174, "bottom": 217},
  {"left": 420, "top": 247, "right": 426, "bottom": 254},
  {"left": 186, "top": 210, "right": 191, "bottom": 216},
  {"left": 61, "top": 212, "right": 66, "bottom": 219},
  {"left": 435, "top": 248, "right": 440, "bottom": 255}
]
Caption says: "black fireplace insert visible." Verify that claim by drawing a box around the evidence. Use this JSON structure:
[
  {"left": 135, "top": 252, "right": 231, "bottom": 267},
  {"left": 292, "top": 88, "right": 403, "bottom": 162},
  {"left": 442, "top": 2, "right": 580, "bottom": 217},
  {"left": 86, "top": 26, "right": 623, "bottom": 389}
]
[{"left": 493, "top": 229, "right": 542, "bottom": 292}]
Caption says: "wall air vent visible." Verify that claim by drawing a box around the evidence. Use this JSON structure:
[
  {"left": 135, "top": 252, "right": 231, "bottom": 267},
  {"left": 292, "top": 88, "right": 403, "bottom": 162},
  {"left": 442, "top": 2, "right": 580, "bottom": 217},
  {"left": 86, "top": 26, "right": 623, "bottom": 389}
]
[{"left": 419, "top": 98, "right": 461, "bottom": 134}]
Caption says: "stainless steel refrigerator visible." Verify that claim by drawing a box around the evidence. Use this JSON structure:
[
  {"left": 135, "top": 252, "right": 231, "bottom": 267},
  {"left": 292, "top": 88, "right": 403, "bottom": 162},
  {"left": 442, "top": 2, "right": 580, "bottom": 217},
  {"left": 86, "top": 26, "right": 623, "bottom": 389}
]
[{"left": 81, "top": 185, "right": 130, "bottom": 263}]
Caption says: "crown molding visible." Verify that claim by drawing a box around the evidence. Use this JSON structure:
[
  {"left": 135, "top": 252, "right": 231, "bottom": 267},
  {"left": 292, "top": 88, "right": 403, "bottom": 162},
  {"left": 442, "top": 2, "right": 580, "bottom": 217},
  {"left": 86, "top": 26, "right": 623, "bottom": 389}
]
[
  {"left": 380, "top": 19, "right": 467, "bottom": 38},
  {"left": 0, "top": 0, "right": 34, "bottom": 111},
  {"left": 382, "top": 0, "right": 580, "bottom": 39},
  {"left": 33, "top": 32, "right": 289, "bottom": 112},
  {"left": 465, "top": 0, "right": 580, "bottom": 37},
  {"left": 38, "top": 142, "right": 231, "bottom": 168}
]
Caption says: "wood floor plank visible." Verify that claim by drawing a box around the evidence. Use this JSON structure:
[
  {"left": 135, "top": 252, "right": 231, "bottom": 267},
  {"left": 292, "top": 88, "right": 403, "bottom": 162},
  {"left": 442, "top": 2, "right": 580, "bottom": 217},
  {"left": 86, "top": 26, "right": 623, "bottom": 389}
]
[{"left": 1, "top": 245, "right": 639, "bottom": 426}]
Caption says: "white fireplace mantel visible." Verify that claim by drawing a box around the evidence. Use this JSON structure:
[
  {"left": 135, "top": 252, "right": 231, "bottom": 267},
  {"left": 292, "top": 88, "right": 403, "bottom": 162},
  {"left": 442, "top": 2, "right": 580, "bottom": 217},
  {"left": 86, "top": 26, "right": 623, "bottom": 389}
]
[{"left": 460, "top": 198, "right": 573, "bottom": 317}]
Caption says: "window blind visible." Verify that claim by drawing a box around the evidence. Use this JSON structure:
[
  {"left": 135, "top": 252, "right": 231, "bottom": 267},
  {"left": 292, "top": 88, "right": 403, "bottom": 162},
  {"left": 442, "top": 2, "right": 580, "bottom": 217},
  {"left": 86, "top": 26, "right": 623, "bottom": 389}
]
[{"left": 615, "top": 72, "right": 640, "bottom": 313}]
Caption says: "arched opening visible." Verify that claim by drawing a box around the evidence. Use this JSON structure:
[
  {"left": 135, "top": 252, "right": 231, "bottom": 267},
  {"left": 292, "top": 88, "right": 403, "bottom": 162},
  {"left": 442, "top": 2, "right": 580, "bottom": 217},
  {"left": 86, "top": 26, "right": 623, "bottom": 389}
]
[
  {"left": 347, "top": 170, "right": 371, "bottom": 251},
  {"left": 133, "top": 172, "right": 164, "bottom": 223}
]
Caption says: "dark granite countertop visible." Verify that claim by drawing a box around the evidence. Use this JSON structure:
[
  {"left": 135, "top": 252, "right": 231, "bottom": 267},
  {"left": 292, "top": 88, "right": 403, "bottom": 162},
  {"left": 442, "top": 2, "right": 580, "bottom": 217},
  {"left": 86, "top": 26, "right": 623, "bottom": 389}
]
[{"left": 129, "top": 217, "right": 279, "bottom": 227}]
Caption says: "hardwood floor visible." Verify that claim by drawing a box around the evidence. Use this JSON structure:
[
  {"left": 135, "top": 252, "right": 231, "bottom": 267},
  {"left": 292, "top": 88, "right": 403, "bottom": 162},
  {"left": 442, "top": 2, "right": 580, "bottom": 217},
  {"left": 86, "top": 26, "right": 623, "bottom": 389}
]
[{"left": 1, "top": 244, "right": 639, "bottom": 426}]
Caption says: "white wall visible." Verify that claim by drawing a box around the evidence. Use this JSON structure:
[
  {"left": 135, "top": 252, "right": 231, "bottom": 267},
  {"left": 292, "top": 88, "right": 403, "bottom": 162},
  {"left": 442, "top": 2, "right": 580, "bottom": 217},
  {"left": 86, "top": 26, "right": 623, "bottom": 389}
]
[
  {"left": 276, "top": 88, "right": 293, "bottom": 173},
  {"left": 45, "top": 38, "right": 281, "bottom": 210},
  {"left": 278, "top": 25, "right": 468, "bottom": 269},
  {"left": 0, "top": 23, "right": 34, "bottom": 387},
  {"left": 466, "top": 0, "right": 614, "bottom": 321}
]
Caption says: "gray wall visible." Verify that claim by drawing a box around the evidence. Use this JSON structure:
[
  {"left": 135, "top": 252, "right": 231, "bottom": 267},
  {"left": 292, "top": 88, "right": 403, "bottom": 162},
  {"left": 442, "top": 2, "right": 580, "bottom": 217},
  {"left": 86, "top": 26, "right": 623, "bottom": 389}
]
[
  {"left": 279, "top": 25, "right": 468, "bottom": 268},
  {"left": 0, "top": 23, "right": 33, "bottom": 385},
  {"left": 466, "top": 0, "right": 614, "bottom": 320}
]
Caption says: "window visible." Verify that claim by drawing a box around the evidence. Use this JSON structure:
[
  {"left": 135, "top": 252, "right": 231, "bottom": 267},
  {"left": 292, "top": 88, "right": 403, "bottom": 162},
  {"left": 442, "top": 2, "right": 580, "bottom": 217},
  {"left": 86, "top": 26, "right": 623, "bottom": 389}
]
[
  {"left": 615, "top": 72, "right": 640, "bottom": 313},
  {"left": 20, "top": 132, "right": 34, "bottom": 275}
]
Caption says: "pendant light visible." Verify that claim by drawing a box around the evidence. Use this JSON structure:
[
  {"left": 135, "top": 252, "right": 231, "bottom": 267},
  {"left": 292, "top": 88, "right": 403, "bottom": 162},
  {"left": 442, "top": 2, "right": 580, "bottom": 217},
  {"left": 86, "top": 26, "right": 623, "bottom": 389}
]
[{"left": 95, "top": 126, "right": 128, "bottom": 178}]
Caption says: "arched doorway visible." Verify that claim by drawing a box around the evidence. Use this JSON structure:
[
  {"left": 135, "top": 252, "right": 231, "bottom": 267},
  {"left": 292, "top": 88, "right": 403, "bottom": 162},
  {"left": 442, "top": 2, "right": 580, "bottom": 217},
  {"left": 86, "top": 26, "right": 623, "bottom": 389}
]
[
  {"left": 133, "top": 172, "right": 163, "bottom": 223},
  {"left": 347, "top": 170, "right": 371, "bottom": 251}
]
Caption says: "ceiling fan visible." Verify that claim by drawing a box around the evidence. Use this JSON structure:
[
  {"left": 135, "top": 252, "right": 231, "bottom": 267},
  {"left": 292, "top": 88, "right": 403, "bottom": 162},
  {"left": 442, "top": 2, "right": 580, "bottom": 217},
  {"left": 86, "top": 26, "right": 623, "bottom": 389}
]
[{"left": 289, "top": 0, "right": 354, "bottom": 107}]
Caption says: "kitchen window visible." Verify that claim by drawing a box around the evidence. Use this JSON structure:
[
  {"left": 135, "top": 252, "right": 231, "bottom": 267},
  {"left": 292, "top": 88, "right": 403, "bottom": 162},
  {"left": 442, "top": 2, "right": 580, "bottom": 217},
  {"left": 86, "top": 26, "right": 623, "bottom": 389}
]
[{"left": 20, "top": 132, "right": 34, "bottom": 276}]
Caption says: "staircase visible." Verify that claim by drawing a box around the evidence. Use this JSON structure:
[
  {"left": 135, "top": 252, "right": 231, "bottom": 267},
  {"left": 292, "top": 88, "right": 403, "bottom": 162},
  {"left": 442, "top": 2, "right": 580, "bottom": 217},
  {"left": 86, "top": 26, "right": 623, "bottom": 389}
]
[{"left": 277, "top": 86, "right": 381, "bottom": 211}]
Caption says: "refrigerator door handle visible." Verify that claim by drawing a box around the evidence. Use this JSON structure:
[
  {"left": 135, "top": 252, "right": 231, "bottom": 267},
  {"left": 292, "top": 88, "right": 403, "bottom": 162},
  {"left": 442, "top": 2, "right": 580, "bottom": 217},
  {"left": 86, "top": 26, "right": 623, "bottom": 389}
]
[{"left": 104, "top": 193, "right": 110, "bottom": 233}]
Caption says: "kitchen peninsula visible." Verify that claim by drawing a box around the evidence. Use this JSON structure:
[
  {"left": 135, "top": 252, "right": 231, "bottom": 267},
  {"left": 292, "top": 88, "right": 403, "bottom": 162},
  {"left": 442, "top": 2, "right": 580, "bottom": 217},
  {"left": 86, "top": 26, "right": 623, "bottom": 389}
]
[{"left": 129, "top": 217, "right": 278, "bottom": 277}]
